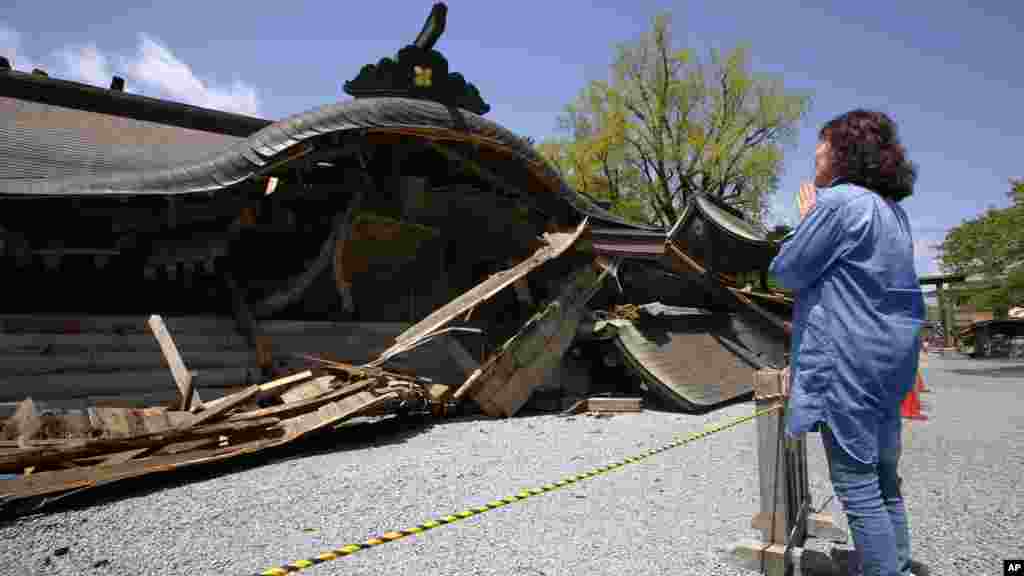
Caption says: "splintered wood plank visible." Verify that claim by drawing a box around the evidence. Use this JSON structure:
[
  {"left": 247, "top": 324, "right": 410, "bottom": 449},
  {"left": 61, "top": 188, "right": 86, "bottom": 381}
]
[
  {"left": 279, "top": 375, "right": 335, "bottom": 404},
  {"left": 0, "top": 417, "right": 281, "bottom": 473},
  {"left": 77, "top": 407, "right": 184, "bottom": 435},
  {"left": 225, "top": 378, "right": 377, "bottom": 423},
  {"left": 148, "top": 314, "right": 202, "bottom": 409},
  {"left": 281, "top": 391, "right": 397, "bottom": 441},
  {"left": 181, "top": 386, "right": 264, "bottom": 429},
  {"left": 189, "top": 370, "right": 315, "bottom": 414},
  {"left": 259, "top": 370, "right": 315, "bottom": 398},
  {"left": 0, "top": 435, "right": 284, "bottom": 501},
  {"left": 295, "top": 354, "right": 378, "bottom": 378}
]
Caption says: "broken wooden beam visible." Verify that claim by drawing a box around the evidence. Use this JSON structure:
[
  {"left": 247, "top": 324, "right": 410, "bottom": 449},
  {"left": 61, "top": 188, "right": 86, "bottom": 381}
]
[
  {"left": 0, "top": 417, "right": 280, "bottom": 473},
  {"left": 561, "top": 397, "right": 643, "bottom": 415},
  {"left": 148, "top": 314, "right": 202, "bottom": 410},
  {"left": 224, "top": 377, "right": 378, "bottom": 423},
  {"left": 191, "top": 370, "right": 314, "bottom": 414},
  {"left": 183, "top": 387, "right": 262, "bottom": 429},
  {"left": 278, "top": 375, "right": 335, "bottom": 404},
  {"left": 0, "top": 433, "right": 285, "bottom": 501},
  {"left": 281, "top": 390, "right": 398, "bottom": 441}
]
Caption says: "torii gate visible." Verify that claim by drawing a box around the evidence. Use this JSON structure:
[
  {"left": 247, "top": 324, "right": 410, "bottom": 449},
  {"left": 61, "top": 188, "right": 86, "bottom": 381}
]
[{"left": 919, "top": 273, "right": 967, "bottom": 347}]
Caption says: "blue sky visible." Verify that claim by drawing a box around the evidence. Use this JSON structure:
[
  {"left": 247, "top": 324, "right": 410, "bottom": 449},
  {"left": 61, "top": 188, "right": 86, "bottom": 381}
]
[{"left": 3, "top": 0, "right": 1021, "bottom": 278}]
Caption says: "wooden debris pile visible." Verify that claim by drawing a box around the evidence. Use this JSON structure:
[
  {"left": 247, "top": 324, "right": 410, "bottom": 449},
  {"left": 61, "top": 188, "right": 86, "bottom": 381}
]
[{"left": 0, "top": 359, "right": 439, "bottom": 508}]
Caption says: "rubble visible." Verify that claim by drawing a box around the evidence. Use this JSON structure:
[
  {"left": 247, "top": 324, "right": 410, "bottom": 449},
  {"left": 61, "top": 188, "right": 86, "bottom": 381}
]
[{"left": 0, "top": 360, "right": 432, "bottom": 509}]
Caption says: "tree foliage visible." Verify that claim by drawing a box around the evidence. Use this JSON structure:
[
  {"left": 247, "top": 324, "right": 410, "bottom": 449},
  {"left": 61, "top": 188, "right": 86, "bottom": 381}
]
[
  {"left": 537, "top": 14, "right": 811, "bottom": 227},
  {"left": 937, "top": 178, "right": 1024, "bottom": 316}
]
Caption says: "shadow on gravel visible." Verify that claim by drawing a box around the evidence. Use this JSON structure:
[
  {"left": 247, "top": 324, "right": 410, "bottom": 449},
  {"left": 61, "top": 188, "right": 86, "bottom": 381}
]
[{"left": 0, "top": 412, "right": 437, "bottom": 524}]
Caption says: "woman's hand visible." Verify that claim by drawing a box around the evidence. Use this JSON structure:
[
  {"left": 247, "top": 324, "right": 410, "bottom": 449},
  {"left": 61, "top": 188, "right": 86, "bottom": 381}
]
[{"left": 798, "top": 181, "right": 817, "bottom": 219}]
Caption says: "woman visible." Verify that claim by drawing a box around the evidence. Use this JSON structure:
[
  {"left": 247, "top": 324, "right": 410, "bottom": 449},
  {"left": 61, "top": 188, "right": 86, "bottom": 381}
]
[{"left": 770, "top": 109, "right": 925, "bottom": 576}]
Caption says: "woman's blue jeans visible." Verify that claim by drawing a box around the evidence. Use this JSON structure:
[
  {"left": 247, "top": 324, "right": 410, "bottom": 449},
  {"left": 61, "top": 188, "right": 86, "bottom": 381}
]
[{"left": 821, "top": 420, "right": 912, "bottom": 576}]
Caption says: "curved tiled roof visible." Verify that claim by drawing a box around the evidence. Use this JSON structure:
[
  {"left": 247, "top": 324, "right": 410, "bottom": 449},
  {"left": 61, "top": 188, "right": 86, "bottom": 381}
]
[{"left": 0, "top": 70, "right": 655, "bottom": 230}]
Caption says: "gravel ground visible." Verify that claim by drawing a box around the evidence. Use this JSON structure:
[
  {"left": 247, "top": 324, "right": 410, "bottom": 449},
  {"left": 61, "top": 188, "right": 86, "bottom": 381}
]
[{"left": 1, "top": 353, "right": 1021, "bottom": 575}]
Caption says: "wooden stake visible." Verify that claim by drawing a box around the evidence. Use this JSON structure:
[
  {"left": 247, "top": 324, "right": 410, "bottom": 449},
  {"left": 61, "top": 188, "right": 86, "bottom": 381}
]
[
  {"left": 727, "top": 368, "right": 815, "bottom": 576},
  {"left": 147, "top": 315, "right": 201, "bottom": 410}
]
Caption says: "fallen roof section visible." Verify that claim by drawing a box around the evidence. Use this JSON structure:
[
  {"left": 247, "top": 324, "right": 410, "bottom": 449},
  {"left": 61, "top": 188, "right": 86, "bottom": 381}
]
[
  {"left": 377, "top": 218, "right": 591, "bottom": 361},
  {"left": 594, "top": 304, "right": 764, "bottom": 412}
]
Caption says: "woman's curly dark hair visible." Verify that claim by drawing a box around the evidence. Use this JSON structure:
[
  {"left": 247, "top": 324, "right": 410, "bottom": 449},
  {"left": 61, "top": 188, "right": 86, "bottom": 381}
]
[{"left": 819, "top": 109, "right": 917, "bottom": 201}]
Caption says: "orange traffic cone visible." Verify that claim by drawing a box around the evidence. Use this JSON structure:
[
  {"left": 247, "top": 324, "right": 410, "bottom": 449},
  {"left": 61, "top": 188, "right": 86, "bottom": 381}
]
[{"left": 901, "top": 377, "right": 928, "bottom": 421}]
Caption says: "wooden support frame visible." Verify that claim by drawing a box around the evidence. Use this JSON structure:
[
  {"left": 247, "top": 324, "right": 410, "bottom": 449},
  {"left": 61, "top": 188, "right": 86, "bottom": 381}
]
[{"left": 727, "top": 368, "right": 847, "bottom": 576}]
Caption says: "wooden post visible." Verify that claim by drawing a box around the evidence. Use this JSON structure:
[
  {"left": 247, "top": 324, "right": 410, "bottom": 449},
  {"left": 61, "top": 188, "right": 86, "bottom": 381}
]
[
  {"left": 148, "top": 315, "right": 202, "bottom": 410},
  {"left": 728, "top": 368, "right": 845, "bottom": 575},
  {"left": 750, "top": 369, "right": 808, "bottom": 547}
]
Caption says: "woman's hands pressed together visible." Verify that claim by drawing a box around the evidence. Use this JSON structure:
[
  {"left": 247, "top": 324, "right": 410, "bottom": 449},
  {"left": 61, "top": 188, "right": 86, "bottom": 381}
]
[{"left": 798, "top": 181, "right": 817, "bottom": 220}]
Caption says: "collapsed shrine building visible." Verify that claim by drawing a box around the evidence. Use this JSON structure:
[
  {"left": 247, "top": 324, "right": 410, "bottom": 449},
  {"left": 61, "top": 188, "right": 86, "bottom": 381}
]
[{"left": 0, "top": 3, "right": 795, "bottom": 420}]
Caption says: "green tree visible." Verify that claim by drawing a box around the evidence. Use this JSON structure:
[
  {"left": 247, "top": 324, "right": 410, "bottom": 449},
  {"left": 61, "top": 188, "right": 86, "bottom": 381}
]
[
  {"left": 536, "top": 84, "right": 650, "bottom": 224},
  {"left": 937, "top": 178, "right": 1024, "bottom": 318},
  {"left": 538, "top": 13, "right": 811, "bottom": 228}
]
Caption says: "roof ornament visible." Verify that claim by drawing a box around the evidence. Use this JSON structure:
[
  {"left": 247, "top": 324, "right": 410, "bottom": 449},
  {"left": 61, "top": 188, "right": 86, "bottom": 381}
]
[{"left": 343, "top": 2, "right": 490, "bottom": 115}]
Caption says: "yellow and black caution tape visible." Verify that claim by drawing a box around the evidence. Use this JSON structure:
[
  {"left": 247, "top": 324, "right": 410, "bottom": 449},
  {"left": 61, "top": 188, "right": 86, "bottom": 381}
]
[{"left": 250, "top": 404, "right": 782, "bottom": 576}]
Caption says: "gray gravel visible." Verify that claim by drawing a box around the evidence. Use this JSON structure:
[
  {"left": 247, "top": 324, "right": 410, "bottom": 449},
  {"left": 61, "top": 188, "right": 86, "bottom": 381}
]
[{"left": 1, "top": 353, "right": 1021, "bottom": 575}]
